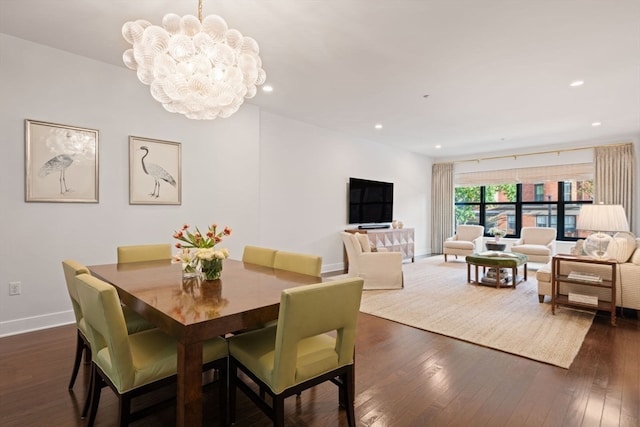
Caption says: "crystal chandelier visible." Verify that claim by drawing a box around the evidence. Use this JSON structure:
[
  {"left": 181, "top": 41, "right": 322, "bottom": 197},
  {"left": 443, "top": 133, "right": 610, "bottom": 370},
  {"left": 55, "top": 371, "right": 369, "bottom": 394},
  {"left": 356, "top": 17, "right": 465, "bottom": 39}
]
[{"left": 122, "top": 0, "right": 266, "bottom": 120}]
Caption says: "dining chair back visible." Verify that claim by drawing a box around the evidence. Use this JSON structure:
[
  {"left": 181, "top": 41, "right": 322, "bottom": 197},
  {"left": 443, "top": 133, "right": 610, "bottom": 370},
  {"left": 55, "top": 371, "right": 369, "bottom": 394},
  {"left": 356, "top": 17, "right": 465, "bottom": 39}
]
[
  {"left": 273, "top": 250, "right": 322, "bottom": 277},
  {"left": 116, "top": 244, "right": 172, "bottom": 263},
  {"left": 74, "top": 273, "right": 229, "bottom": 426},
  {"left": 242, "top": 245, "right": 277, "bottom": 267},
  {"left": 228, "top": 277, "right": 364, "bottom": 426}
]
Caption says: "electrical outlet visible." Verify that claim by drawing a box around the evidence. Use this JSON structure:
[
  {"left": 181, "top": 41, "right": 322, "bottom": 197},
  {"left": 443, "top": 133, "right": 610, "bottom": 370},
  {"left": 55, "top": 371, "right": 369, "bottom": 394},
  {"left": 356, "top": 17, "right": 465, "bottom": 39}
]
[{"left": 9, "top": 281, "right": 21, "bottom": 296}]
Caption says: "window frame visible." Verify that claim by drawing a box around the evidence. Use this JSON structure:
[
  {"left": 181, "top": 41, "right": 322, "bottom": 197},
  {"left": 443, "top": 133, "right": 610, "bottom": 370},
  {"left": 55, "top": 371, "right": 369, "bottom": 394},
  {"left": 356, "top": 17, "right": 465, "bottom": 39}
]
[{"left": 454, "top": 182, "right": 592, "bottom": 241}]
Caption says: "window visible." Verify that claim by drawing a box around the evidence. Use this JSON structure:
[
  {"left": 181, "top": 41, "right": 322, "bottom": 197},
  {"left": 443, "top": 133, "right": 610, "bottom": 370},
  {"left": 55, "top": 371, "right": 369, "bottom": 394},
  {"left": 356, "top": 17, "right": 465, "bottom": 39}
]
[
  {"left": 534, "top": 184, "right": 544, "bottom": 202},
  {"left": 454, "top": 181, "right": 593, "bottom": 240},
  {"left": 563, "top": 182, "right": 572, "bottom": 201}
]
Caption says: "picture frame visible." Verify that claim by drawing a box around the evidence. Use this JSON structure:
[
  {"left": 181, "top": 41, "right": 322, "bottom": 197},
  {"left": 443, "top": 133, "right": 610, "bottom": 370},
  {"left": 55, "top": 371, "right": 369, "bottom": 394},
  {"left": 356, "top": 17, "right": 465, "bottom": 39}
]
[
  {"left": 129, "top": 136, "right": 181, "bottom": 205},
  {"left": 25, "top": 119, "right": 99, "bottom": 203}
]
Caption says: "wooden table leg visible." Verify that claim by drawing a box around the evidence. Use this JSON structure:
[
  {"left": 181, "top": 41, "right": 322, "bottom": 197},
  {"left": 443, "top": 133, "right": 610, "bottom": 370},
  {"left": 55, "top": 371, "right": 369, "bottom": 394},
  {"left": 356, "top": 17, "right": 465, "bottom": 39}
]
[
  {"left": 467, "top": 262, "right": 470, "bottom": 283},
  {"left": 475, "top": 265, "right": 479, "bottom": 284},
  {"left": 177, "top": 341, "right": 203, "bottom": 427},
  {"left": 512, "top": 267, "right": 517, "bottom": 289}
]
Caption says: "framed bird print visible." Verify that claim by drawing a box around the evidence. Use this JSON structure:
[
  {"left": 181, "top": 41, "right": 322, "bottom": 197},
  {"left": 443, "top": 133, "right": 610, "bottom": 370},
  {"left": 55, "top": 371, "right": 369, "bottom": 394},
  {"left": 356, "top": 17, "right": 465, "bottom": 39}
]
[
  {"left": 25, "top": 119, "right": 99, "bottom": 203},
  {"left": 129, "top": 136, "right": 181, "bottom": 205}
]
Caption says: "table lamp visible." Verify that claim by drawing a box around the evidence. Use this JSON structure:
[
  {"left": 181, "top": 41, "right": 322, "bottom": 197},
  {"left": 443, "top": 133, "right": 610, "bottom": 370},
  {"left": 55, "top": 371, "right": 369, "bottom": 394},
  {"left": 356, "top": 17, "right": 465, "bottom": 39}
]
[{"left": 577, "top": 204, "right": 629, "bottom": 259}]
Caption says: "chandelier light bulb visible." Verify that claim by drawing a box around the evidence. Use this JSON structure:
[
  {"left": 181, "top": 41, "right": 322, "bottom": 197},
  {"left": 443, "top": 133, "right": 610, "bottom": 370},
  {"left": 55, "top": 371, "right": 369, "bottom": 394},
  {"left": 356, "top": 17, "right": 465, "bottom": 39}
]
[{"left": 122, "top": 7, "right": 266, "bottom": 120}]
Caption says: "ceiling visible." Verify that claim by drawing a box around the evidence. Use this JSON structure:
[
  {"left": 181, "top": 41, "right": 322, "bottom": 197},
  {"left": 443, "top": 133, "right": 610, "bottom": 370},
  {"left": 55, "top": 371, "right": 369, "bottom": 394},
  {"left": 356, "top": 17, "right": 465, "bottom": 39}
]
[{"left": 2, "top": 0, "right": 639, "bottom": 159}]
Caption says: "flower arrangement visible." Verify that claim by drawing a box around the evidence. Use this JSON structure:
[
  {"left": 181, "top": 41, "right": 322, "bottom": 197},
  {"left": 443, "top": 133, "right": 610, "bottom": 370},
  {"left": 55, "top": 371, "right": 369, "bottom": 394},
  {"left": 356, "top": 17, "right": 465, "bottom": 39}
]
[
  {"left": 489, "top": 227, "right": 507, "bottom": 239},
  {"left": 173, "top": 223, "right": 232, "bottom": 280}
]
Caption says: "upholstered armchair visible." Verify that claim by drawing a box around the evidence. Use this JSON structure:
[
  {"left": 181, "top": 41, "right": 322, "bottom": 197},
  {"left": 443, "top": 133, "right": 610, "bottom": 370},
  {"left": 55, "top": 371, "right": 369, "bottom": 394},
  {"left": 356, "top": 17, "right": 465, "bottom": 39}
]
[
  {"left": 443, "top": 225, "right": 485, "bottom": 262},
  {"left": 510, "top": 227, "right": 557, "bottom": 263},
  {"left": 341, "top": 232, "right": 403, "bottom": 289}
]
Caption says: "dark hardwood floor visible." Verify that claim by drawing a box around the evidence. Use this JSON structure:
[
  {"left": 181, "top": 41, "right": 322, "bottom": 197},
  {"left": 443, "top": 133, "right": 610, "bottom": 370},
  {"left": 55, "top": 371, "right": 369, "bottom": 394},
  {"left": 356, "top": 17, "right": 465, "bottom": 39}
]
[{"left": 1, "top": 309, "right": 638, "bottom": 426}]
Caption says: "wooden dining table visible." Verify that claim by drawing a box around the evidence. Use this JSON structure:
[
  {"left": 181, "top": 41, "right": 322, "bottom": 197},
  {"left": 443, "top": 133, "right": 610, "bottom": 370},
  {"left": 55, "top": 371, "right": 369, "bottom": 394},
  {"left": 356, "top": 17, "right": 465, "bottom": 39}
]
[{"left": 88, "top": 258, "right": 323, "bottom": 427}]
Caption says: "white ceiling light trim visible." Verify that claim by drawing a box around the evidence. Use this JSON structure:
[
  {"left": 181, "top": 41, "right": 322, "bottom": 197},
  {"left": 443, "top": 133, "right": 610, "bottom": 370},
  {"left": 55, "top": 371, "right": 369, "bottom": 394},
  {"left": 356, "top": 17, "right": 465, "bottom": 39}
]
[{"left": 121, "top": 0, "right": 266, "bottom": 120}]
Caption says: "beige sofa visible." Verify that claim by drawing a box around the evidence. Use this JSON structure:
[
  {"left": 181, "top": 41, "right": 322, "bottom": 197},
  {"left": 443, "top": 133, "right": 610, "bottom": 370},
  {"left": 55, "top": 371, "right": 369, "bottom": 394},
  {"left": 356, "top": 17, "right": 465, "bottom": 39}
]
[{"left": 536, "top": 234, "right": 640, "bottom": 310}]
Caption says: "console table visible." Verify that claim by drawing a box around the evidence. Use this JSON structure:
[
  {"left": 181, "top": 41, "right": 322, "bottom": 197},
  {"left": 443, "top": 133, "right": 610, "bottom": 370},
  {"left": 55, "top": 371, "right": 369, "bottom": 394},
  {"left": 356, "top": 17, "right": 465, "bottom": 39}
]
[{"left": 343, "top": 228, "right": 415, "bottom": 272}]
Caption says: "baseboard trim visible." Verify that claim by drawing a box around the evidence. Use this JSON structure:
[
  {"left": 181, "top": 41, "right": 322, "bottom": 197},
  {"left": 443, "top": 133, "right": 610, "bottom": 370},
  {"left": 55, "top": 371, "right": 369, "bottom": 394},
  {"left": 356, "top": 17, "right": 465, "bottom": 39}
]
[{"left": 0, "top": 310, "right": 74, "bottom": 338}]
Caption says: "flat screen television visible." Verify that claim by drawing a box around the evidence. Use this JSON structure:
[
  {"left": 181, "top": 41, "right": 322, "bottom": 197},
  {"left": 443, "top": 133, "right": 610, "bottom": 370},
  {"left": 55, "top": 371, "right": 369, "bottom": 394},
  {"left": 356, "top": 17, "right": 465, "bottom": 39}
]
[{"left": 348, "top": 177, "right": 394, "bottom": 224}]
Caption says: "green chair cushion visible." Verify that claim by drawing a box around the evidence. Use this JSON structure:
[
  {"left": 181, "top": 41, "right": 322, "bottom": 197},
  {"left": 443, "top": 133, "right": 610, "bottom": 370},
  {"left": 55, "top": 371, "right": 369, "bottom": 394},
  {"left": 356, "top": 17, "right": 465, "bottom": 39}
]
[{"left": 122, "top": 305, "right": 156, "bottom": 334}]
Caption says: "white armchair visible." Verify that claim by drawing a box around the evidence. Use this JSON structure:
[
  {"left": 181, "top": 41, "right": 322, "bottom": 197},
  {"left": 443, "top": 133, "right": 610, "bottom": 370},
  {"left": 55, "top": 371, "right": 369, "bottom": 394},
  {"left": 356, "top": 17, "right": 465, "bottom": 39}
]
[
  {"left": 443, "top": 225, "right": 484, "bottom": 262},
  {"left": 511, "top": 227, "right": 557, "bottom": 263},
  {"left": 341, "top": 232, "right": 403, "bottom": 290}
]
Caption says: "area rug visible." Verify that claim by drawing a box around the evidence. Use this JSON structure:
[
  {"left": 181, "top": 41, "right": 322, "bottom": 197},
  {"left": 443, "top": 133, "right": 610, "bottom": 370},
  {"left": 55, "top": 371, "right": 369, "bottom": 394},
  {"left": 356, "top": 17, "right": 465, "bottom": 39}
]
[{"left": 358, "top": 256, "right": 594, "bottom": 369}]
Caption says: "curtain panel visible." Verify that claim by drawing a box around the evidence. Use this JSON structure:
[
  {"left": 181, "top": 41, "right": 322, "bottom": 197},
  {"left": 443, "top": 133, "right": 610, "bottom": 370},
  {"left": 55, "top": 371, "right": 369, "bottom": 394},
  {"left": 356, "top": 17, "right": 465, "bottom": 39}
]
[
  {"left": 594, "top": 143, "right": 635, "bottom": 231},
  {"left": 431, "top": 163, "right": 454, "bottom": 254}
]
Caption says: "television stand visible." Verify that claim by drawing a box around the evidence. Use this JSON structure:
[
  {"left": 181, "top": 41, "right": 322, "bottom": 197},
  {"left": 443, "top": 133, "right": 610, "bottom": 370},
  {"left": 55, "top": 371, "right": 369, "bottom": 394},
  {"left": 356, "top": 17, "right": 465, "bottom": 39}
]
[{"left": 358, "top": 224, "right": 390, "bottom": 229}]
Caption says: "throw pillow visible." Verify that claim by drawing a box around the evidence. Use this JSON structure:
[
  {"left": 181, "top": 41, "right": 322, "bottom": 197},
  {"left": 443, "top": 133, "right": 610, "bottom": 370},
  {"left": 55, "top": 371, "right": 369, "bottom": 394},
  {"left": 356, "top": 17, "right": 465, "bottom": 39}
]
[
  {"left": 630, "top": 238, "right": 640, "bottom": 265},
  {"left": 571, "top": 239, "right": 585, "bottom": 256},
  {"left": 613, "top": 231, "right": 636, "bottom": 262},
  {"left": 605, "top": 237, "right": 628, "bottom": 263}
]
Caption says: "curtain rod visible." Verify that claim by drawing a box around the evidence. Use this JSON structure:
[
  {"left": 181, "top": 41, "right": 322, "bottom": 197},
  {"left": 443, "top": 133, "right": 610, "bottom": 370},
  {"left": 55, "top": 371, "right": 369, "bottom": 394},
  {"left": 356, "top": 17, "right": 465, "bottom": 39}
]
[{"left": 447, "top": 142, "right": 632, "bottom": 164}]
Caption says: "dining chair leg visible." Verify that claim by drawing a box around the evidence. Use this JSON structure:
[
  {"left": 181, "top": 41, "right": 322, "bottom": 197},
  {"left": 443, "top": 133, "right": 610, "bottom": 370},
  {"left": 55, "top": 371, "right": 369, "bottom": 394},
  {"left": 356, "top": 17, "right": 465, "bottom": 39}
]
[
  {"left": 228, "top": 360, "right": 237, "bottom": 424},
  {"left": 68, "top": 331, "right": 84, "bottom": 389},
  {"left": 273, "top": 395, "right": 285, "bottom": 427},
  {"left": 218, "top": 363, "right": 227, "bottom": 427},
  {"left": 87, "top": 366, "right": 103, "bottom": 427},
  {"left": 344, "top": 367, "right": 356, "bottom": 427},
  {"left": 118, "top": 395, "right": 131, "bottom": 427},
  {"left": 81, "top": 363, "right": 95, "bottom": 419}
]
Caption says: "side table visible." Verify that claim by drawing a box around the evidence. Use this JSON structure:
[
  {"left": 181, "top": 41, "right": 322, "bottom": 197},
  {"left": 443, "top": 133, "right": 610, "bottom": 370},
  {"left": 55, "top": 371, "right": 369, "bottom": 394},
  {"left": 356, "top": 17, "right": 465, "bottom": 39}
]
[{"left": 551, "top": 254, "right": 616, "bottom": 326}]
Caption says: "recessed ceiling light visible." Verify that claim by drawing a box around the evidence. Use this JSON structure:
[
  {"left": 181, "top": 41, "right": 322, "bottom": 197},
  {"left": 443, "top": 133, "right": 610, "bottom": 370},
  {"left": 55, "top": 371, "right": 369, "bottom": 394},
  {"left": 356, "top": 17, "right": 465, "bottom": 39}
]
[
  {"left": 374, "top": 124, "right": 383, "bottom": 130},
  {"left": 435, "top": 145, "right": 442, "bottom": 149},
  {"left": 262, "top": 85, "right": 273, "bottom": 92},
  {"left": 592, "top": 122, "right": 602, "bottom": 127},
  {"left": 570, "top": 80, "right": 584, "bottom": 87}
]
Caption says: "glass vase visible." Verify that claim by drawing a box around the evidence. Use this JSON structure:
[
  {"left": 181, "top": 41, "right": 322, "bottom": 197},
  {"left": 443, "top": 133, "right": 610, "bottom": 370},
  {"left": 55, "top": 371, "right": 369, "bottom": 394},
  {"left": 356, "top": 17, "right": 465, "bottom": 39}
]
[
  {"left": 201, "top": 258, "right": 223, "bottom": 281},
  {"left": 180, "top": 249, "right": 201, "bottom": 279}
]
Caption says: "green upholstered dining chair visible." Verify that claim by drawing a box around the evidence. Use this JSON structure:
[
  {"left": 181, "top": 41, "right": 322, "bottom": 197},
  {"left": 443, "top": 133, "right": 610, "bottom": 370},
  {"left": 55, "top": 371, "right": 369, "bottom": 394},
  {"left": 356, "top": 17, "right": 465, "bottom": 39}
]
[
  {"left": 116, "top": 243, "right": 172, "bottom": 263},
  {"left": 242, "top": 245, "right": 277, "bottom": 267},
  {"left": 227, "top": 277, "right": 364, "bottom": 427},
  {"left": 62, "top": 260, "right": 153, "bottom": 402},
  {"left": 273, "top": 250, "right": 322, "bottom": 277},
  {"left": 74, "top": 273, "right": 229, "bottom": 427},
  {"left": 62, "top": 259, "right": 93, "bottom": 392}
]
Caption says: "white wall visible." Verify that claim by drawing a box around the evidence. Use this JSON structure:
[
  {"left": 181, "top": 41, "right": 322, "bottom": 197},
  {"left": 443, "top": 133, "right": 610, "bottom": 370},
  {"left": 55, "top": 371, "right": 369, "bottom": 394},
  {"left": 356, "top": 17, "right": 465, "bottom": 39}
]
[
  {"left": 0, "top": 34, "right": 432, "bottom": 336},
  {"left": 258, "top": 112, "right": 431, "bottom": 271}
]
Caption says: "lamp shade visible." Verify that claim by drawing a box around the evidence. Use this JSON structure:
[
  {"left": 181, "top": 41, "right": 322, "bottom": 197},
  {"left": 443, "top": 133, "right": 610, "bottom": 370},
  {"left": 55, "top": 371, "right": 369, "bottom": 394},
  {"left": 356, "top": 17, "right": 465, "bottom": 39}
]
[{"left": 576, "top": 204, "right": 629, "bottom": 232}]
